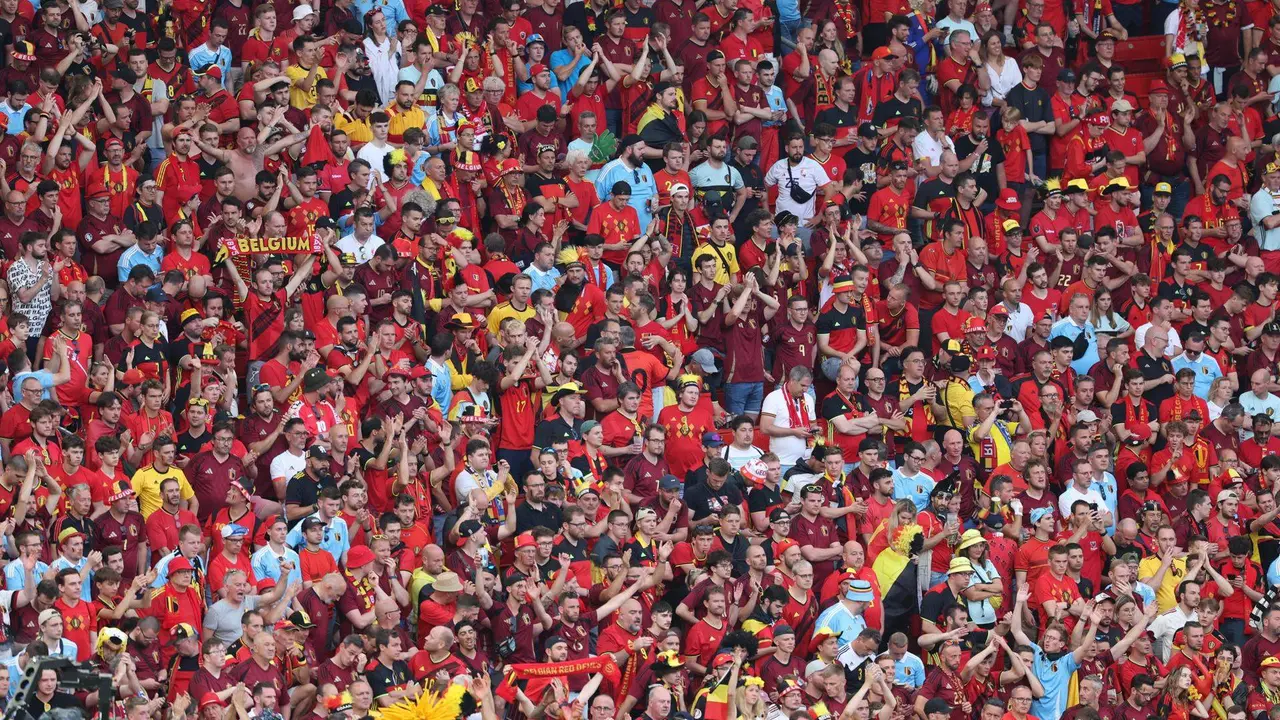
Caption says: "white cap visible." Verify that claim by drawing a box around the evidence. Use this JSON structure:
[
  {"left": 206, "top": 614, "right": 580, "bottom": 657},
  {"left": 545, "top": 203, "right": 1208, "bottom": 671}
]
[
  {"left": 668, "top": 183, "right": 690, "bottom": 196},
  {"left": 1217, "top": 489, "right": 1239, "bottom": 505},
  {"left": 38, "top": 609, "right": 59, "bottom": 626},
  {"left": 293, "top": 4, "right": 315, "bottom": 20},
  {"left": 1076, "top": 410, "right": 1099, "bottom": 423},
  {"left": 805, "top": 659, "right": 829, "bottom": 677}
]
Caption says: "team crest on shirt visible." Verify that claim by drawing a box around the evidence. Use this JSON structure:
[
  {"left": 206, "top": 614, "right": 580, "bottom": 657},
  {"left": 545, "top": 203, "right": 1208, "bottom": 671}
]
[
  {"left": 129, "top": 526, "right": 137, "bottom": 536},
  {"left": 522, "top": 613, "right": 531, "bottom": 624},
  {"left": 69, "top": 616, "right": 82, "bottom": 630},
  {"left": 820, "top": 526, "right": 828, "bottom": 536}
]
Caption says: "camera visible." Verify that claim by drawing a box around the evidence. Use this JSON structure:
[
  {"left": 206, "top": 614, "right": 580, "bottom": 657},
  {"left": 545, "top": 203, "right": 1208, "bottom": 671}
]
[{"left": 1000, "top": 399, "right": 1014, "bottom": 410}]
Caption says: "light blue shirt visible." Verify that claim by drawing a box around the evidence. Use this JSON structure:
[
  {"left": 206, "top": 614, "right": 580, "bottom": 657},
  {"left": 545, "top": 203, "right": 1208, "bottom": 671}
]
[
  {"left": 150, "top": 551, "right": 207, "bottom": 590},
  {"left": 777, "top": 0, "right": 801, "bottom": 23},
  {"left": 1049, "top": 318, "right": 1100, "bottom": 376},
  {"left": 49, "top": 555, "right": 93, "bottom": 601},
  {"left": 892, "top": 469, "right": 935, "bottom": 514},
  {"left": 764, "top": 85, "right": 786, "bottom": 127},
  {"left": 1268, "top": 555, "right": 1280, "bottom": 587},
  {"left": 12, "top": 370, "right": 55, "bottom": 402},
  {"left": 1093, "top": 472, "right": 1118, "bottom": 536},
  {"left": 1030, "top": 642, "right": 1079, "bottom": 720},
  {"left": 548, "top": 49, "right": 592, "bottom": 100},
  {"left": 117, "top": 244, "right": 164, "bottom": 284},
  {"left": 4, "top": 559, "right": 49, "bottom": 592},
  {"left": 814, "top": 602, "right": 868, "bottom": 647},
  {"left": 526, "top": 264, "right": 561, "bottom": 293},
  {"left": 0, "top": 102, "right": 30, "bottom": 135},
  {"left": 187, "top": 44, "right": 233, "bottom": 88},
  {"left": 287, "top": 513, "right": 351, "bottom": 565},
  {"left": 595, "top": 159, "right": 658, "bottom": 230},
  {"left": 250, "top": 544, "right": 303, "bottom": 588},
  {"left": 1171, "top": 352, "right": 1223, "bottom": 400},
  {"left": 428, "top": 358, "right": 452, "bottom": 411},
  {"left": 894, "top": 652, "right": 926, "bottom": 689},
  {"left": 354, "top": 0, "right": 409, "bottom": 34}
]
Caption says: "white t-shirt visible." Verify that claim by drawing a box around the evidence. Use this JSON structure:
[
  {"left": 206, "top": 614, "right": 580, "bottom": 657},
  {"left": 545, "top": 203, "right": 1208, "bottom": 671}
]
[
  {"left": 764, "top": 157, "right": 831, "bottom": 226},
  {"left": 912, "top": 131, "right": 955, "bottom": 167},
  {"left": 1134, "top": 323, "right": 1183, "bottom": 357},
  {"left": 760, "top": 389, "right": 817, "bottom": 466},
  {"left": 723, "top": 444, "right": 765, "bottom": 471},
  {"left": 269, "top": 450, "right": 306, "bottom": 484}
]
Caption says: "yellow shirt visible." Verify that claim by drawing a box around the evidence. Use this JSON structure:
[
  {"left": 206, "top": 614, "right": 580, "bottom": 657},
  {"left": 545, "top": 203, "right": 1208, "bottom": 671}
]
[
  {"left": 1138, "top": 554, "right": 1187, "bottom": 613},
  {"left": 334, "top": 111, "right": 372, "bottom": 145},
  {"left": 967, "top": 419, "right": 1018, "bottom": 470},
  {"left": 132, "top": 464, "right": 195, "bottom": 519},
  {"left": 384, "top": 103, "right": 426, "bottom": 141},
  {"left": 487, "top": 300, "right": 536, "bottom": 337},
  {"left": 284, "top": 63, "right": 327, "bottom": 110},
  {"left": 938, "top": 378, "right": 975, "bottom": 429},
  {"left": 691, "top": 241, "right": 739, "bottom": 286}
]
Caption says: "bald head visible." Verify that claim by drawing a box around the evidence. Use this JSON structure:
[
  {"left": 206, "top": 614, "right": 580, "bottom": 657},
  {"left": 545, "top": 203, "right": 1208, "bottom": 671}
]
[{"left": 425, "top": 626, "right": 455, "bottom": 652}]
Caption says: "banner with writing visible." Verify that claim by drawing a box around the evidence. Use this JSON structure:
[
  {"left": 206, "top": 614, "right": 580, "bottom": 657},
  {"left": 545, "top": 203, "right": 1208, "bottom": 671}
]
[{"left": 220, "top": 235, "right": 323, "bottom": 257}]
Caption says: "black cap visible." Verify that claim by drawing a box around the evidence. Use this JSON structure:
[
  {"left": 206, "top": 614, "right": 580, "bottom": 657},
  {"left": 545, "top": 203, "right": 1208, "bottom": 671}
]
[
  {"left": 307, "top": 446, "right": 330, "bottom": 460},
  {"left": 858, "top": 122, "right": 879, "bottom": 139},
  {"left": 457, "top": 519, "right": 484, "bottom": 539},
  {"left": 113, "top": 66, "right": 138, "bottom": 84},
  {"left": 301, "top": 517, "right": 326, "bottom": 531},
  {"left": 659, "top": 474, "right": 681, "bottom": 491},
  {"left": 342, "top": 18, "right": 363, "bottom": 34},
  {"left": 770, "top": 508, "right": 792, "bottom": 523},
  {"left": 1264, "top": 322, "right": 1280, "bottom": 337},
  {"left": 618, "top": 134, "right": 644, "bottom": 153},
  {"left": 983, "top": 513, "right": 1005, "bottom": 530},
  {"left": 316, "top": 217, "right": 338, "bottom": 230},
  {"left": 1057, "top": 68, "right": 1078, "bottom": 83},
  {"left": 1140, "top": 500, "right": 1162, "bottom": 513},
  {"left": 925, "top": 699, "right": 953, "bottom": 716},
  {"left": 288, "top": 610, "right": 318, "bottom": 629}
]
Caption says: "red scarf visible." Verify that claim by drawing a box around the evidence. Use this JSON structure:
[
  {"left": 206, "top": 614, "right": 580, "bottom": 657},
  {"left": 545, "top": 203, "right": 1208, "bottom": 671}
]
[{"left": 783, "top": 384, "right": 815, "bottom": 447}]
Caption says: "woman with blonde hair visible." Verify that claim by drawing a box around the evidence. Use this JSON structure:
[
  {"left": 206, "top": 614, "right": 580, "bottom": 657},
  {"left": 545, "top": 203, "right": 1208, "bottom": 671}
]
[
  {"left": 1207, "top": 377, "right": 1234, "bottom": 422},
  {"left": 867, "top": 499, "right": 918, "bottom": 560}
]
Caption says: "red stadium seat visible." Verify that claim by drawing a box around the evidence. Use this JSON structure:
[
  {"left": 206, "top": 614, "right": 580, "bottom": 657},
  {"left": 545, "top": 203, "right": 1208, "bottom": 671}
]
[{"left": 1113, "top": 36, "right": 1169, "bottom": 75}]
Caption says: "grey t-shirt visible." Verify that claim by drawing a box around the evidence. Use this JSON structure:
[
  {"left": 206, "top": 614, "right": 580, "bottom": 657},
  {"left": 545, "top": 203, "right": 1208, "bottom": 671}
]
[{"left": 204, "top": 595, "right": 259, "bottom": 645}]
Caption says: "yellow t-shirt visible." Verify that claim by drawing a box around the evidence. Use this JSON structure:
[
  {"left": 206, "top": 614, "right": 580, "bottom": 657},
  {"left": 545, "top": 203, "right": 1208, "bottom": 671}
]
[
  {"left": 284, "top": 63, "right": 327, "bottom": 109},
  {"left": 334, "top": 111, "right": 372, "bottom": 145},
  {"left": 938, "top": 378, "right": 975, "bottom": 430},
  {"left": 487, "top": 300, "right": 536, "bottom": 337},
  {"left": 132, "top": 465, "right": 195, "bottom": 519},
  {"left": 691, "top": 241, "right": 739, "bottom": 286},
  {"left": 1138, "top": 555, "right": 1187, "bottom": 613}
]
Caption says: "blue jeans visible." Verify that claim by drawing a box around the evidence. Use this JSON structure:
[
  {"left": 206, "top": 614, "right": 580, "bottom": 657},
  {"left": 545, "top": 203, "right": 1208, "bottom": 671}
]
[{"left": 724, "top": 381, "right": 764, "bottom": 415}]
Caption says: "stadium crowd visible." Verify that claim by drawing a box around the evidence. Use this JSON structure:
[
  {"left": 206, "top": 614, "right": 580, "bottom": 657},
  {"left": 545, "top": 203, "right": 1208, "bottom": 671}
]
[{"left": 3, "top": 0, "right": 1280, "bottom": 720}]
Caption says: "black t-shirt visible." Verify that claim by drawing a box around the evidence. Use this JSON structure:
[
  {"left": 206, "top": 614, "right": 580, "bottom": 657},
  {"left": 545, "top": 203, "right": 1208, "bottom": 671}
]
[
  {"left": 1136, "top": 353, "right": 1176, "bottom": 406},
  {"left": 815, "top": 103, "right": 859, "bottom": 134},
  {"left": 343, "top": 71, "right": 379, "bottom": 98},
  {"left": 26, "top": 692, "right": 79, "bottom": 718},
  {"left": 515, "top": 500, "right": 563, "bottom": 535},
  {"left": 871, "top": 95, "right": 923, "bottom": 128},
  {"left": 746, "top": 483, "right": 783, "bottom": 516},
  {"left": 366, "top": 659, "right": 412, "bottom": 701},
  {"left": 285, "top": 470, "right": 337, "bottom": 510},
  {"left": 919, "top": 584, "right": 961, "bottom": 626},
  {"left": 329, "top": 187, "right": 357, "bottom": 220},
  {"left": 1005, "top": 83, "right": 1055, "bottom": 153},
  {"left": 176, "top": 429, "right": 211, "bottom": 459},
  {"left": 914, "top": 177, "right": 957, "bottom": 210},
  {"left": 533, "top": 417, "right": 582, "bottom": 451},
  {"left": 842, "top": 146, "right": 879, "bottom": 216},
  {"left": 683, "top": 479, "right": 744, "bottom": 522},
  {"left": 953, "top": 133, "right": 1006, "bottom": 202}
]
